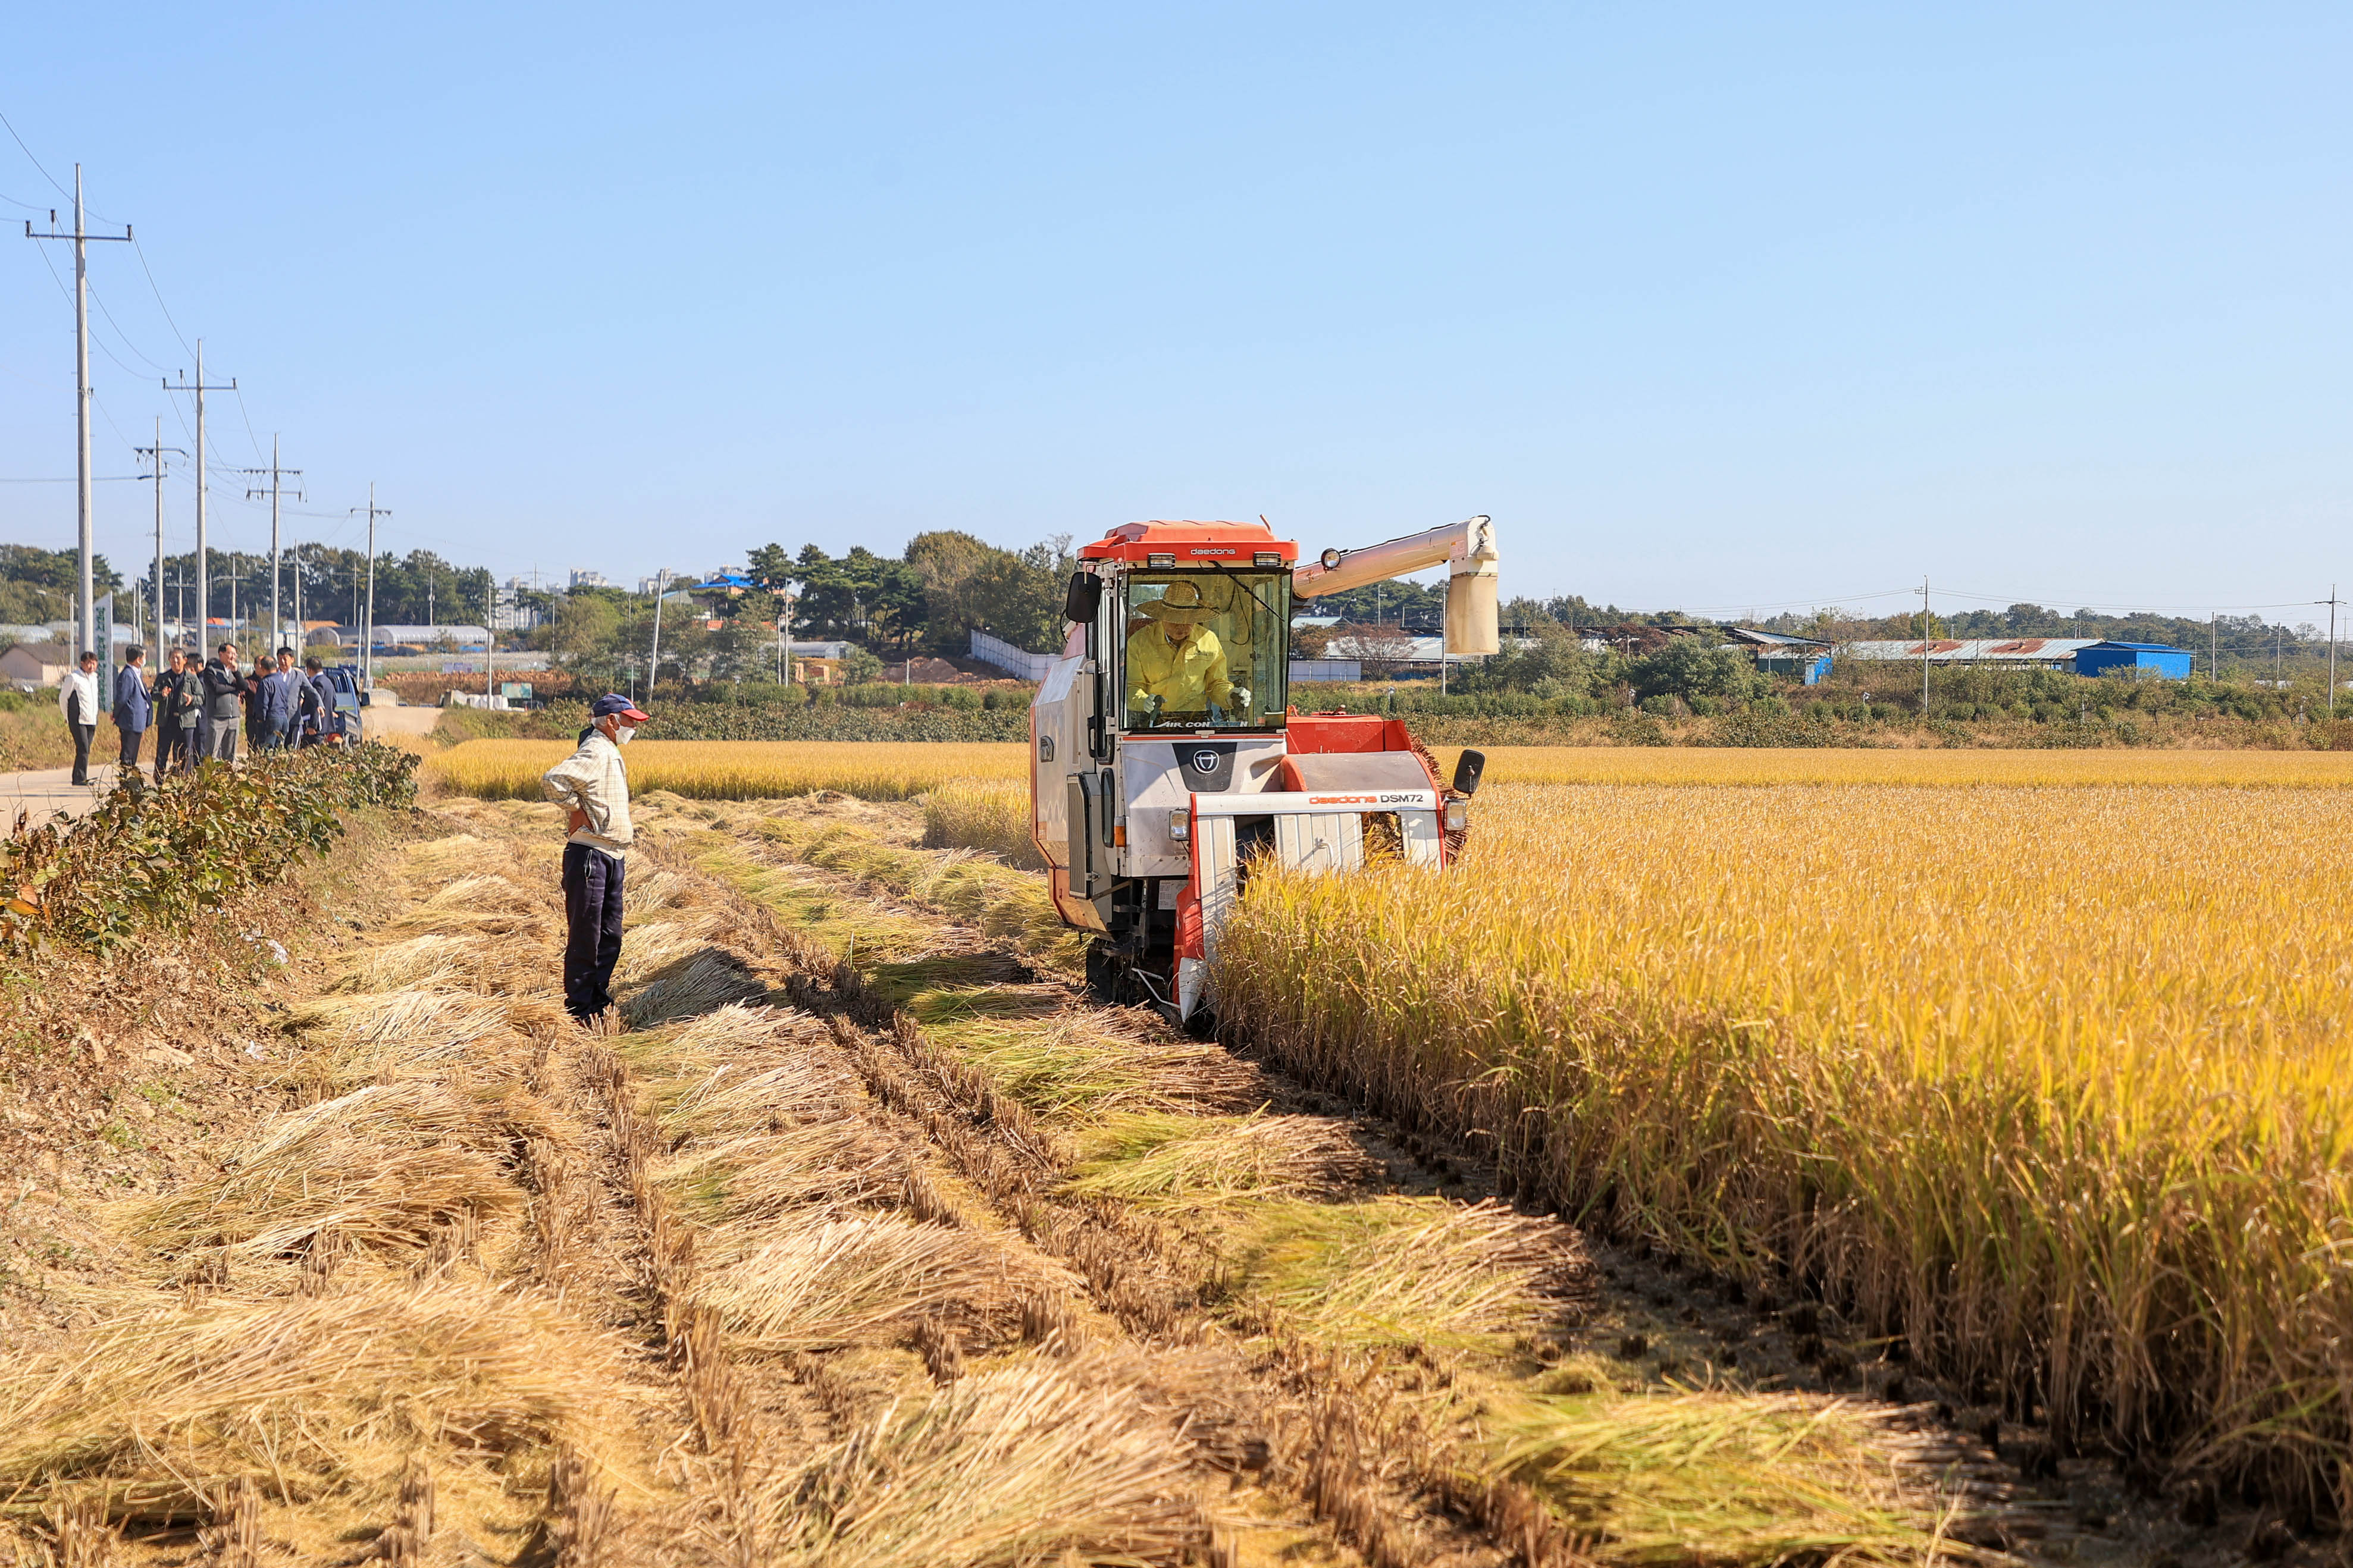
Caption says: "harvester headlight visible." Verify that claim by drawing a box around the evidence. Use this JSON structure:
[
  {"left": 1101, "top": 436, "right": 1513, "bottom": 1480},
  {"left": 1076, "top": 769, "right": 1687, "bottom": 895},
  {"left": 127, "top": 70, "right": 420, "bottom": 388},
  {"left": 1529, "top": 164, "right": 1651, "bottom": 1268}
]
[
  {"left": 1320, "top": 547, "right": 1342, "bottom": 569},
  {"left": 1254, "top": 551, "right": 1282, "bottom": 566},
  {"left": 1443, "top": 799, "right": 1469, "bottom": 832},
  {"left": 1146, "top": 552, "right": 1177, "bottom": 568},
  {"left": 1168, "top": 810, "right": 1190, "bottom": 843}
]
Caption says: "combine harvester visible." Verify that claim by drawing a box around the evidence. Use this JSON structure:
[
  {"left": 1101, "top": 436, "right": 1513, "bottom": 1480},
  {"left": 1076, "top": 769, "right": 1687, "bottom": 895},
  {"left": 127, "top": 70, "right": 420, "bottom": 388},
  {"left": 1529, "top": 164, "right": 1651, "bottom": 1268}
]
[{"left": 1030, "top": 515, "right": 1497, "bottom": 1021}]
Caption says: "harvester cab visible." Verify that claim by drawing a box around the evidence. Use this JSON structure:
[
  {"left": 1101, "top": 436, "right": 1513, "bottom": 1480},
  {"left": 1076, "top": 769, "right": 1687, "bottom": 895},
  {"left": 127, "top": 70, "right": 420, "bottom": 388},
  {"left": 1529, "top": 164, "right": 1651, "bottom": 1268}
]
[{"left": 1029, "top": 515, "right": 1498, "bottom": 1021}]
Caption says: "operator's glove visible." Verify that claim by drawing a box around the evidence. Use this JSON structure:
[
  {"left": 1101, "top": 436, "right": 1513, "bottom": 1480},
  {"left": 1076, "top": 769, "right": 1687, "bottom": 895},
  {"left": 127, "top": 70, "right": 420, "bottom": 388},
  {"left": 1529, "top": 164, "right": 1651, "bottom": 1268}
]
[{"left": 1230, "top": 686, "right": 1252, "bottom": 713}]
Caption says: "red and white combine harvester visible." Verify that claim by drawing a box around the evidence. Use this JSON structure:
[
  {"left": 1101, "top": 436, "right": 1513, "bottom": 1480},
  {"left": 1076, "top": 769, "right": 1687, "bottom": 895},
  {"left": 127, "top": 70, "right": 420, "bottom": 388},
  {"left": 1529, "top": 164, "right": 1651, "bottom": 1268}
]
[{"left": 1029, "top": 515, "right": 1497, "bottom": 1021}]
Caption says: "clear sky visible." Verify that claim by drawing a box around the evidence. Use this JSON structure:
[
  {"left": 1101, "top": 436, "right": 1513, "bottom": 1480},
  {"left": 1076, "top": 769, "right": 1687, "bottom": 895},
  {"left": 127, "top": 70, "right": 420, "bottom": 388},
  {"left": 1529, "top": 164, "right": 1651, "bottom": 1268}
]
[{"left": 1, "top": 3, "right": 2347, "bottom": 624}]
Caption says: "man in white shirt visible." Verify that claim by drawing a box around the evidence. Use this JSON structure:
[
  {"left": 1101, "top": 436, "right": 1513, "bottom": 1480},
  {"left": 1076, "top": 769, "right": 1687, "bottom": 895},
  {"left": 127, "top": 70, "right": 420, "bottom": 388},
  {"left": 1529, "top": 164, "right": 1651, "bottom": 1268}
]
[
  {"left": 57, "top": 650, "right": 101, "bottom": 786},
  {"left": 540, "top": 693, "right": 650, "bottom": 1023}
]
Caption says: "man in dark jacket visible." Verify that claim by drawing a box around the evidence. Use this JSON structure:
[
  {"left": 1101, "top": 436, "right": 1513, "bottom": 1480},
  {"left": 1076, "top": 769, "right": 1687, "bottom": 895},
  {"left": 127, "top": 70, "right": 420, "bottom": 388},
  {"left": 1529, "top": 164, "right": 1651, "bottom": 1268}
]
[
  {"left": 111, "top": 645, "right": 150, "bottom": 772},
  {"left": 258, "top": 648, "right": 301, "bottom": 750},
  {"left": 198, "top": 641, "right": 245, "bottom": 763},
  {"left": 297, "top": 656, "right": 336, "bottom": 745},
  {"left": 151, "top": 647, "right": 199, "bottom": 780}
]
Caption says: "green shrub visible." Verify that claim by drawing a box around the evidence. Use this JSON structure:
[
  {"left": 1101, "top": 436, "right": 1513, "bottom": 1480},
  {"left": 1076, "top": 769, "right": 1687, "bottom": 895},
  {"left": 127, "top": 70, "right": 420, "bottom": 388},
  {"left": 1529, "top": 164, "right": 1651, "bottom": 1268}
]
[{"left": 0, "top": 744, "right": 418, "bottom": 958}]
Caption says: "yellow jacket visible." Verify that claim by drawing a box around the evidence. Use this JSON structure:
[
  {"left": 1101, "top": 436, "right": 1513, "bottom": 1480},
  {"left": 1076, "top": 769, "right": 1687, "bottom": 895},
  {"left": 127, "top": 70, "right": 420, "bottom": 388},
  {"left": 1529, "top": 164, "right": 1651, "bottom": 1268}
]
[{"left": 1126, "top": 623, "right": 1235, "bottom": 712}]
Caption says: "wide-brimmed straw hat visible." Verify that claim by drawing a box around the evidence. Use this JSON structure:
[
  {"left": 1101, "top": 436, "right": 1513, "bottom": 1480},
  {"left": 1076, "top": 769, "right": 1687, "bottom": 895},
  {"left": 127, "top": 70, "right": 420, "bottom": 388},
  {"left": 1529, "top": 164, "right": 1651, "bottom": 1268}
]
[{"left": 1136, "top": 579, "right": 1218, "bottom": 622}]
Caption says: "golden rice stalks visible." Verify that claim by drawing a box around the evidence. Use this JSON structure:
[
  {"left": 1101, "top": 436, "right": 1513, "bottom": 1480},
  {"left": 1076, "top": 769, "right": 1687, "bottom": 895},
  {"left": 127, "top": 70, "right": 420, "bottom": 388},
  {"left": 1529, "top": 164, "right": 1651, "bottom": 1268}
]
[
  {"left": 427, "top": 739, "right": 2353, "bottom": 806},
  {"left": 400, "top": 833, "right": 514, "bottom": 880},
  {"left": 427, "top": 740, "right": 1027, "bottom": 802},
  {"left": 661, "top": 1123, "right": 906, "bottom": 1222},
  {"left": 0, "top": 1281, "right": 635, "bottom": 1517},
  {"left": 1489, "top": 1390, "right": 1973, "bottom": 1566},
  {"left": 281, "top": 989, "right": 562, "bottom": 1086},
  {"left": 690, "top": 1215, "right": 1056, "bottom": 1352},
  {"left": 123, "top": 1080, "right": 535, "bottom": 1260},
  {"left": 609, "top": 919, "right": 726, "bottom": 984},
  {"left": 1230, "top": 1198, "right": 1556, "bottom": 1351},
  {"left": 919, "top": 779, "right": 1043, "bottom": 869},
  {"left": 622, "top": 866, "right": 697, "bottom": 915},
  {"left": 1215, "top": 780, "right": 2353, "bottom": 1502},
  {"left": 284, "top": 988, "right": 528, "bottom": 1052},
  {"left": 620, "top": 947, "right": 768, "bottom": 1028},
  {"left": 910, "top": 990, "right": 1257, "bottom": 1117},
  {"left": 1429, "top": 744, "right": 2353, "bottom": 789},
  {"left": 748, "top": 1351, "right": 1204, "bottom": 1567},
  {"left": 330, "top": 933, "right": 550, "bottom": 996},
  {"left": 387, "top": 871, "right": 545, "bottom": 936},
  {"left": 1061, "top": 1112, "right": 1367, "bottom": 1206}
]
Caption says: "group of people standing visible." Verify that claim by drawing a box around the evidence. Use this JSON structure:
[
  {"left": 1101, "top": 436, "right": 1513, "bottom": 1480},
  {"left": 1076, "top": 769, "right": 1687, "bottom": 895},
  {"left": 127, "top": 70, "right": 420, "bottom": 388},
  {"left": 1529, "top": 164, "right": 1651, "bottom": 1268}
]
[{"left": 57, "top": 641, "right": 348, "bottom": 786}]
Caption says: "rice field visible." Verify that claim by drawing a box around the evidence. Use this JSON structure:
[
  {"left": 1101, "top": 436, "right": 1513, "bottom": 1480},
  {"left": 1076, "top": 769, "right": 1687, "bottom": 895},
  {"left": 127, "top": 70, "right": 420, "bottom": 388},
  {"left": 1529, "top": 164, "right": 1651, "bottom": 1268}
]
[
  {"left": 1214, "top": 780, "right": 2353, "bottom": 1511},
  {"left": 428, "top": 736, "right": 2353, "bottom": 807},
  {"left": 417, "top": 734, "right": 2353, "bottom": 1511},
  {"left": 425, "top": 739, "right": 1027, "bottom": 801}
]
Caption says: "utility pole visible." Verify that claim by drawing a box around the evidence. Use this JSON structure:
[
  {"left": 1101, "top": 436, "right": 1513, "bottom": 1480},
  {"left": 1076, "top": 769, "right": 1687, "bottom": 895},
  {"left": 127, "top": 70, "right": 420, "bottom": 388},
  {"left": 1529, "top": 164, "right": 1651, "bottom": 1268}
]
[
  {"left": 1920, "top": 576, "right": 1931, "bottom": 710},
  {"left": 292, "top": 542, "right": 303, "bottom": 646},
  {"left": 2326, "top": 585, "right": 2343, "bottom": 718},
  {"left": 164, "top": 343, "right": 234, "bottom": 650},
  {"left": 351, "top": 487, "right": 390, "bottom": 691},
  {"left": 236, "top": 442, "right": 302, "bottom": 655},
  {"left": 648, "top": 570, "right": 672, "bottom": 695},
  {"left": 136, "top": 421, "right": 186, "bottom": 653},
  {"left": 25, "top": 167, "right": 133, "bottom": 656},
  {"left": 2210, "top": 613, "right": 2218, "bottom": 683}
]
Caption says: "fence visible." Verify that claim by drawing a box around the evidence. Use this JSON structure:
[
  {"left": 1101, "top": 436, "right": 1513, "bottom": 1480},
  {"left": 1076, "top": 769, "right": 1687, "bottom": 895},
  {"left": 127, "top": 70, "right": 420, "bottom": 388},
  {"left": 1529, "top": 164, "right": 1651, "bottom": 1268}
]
[{"left": 969, "top": 629, "right": 1058, "bottom": 682}]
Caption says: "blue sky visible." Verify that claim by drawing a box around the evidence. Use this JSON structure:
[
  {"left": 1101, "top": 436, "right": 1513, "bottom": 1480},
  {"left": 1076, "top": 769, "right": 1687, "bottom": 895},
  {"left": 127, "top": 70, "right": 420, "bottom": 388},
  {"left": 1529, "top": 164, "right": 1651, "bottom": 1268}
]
[{"left": 1, "top": 3, "right": 2347, "bottom": 623}]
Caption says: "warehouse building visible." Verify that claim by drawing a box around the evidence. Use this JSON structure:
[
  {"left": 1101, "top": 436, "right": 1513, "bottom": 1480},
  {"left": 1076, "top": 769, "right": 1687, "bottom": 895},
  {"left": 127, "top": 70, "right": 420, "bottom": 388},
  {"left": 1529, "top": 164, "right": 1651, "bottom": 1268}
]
[{"left": 1842, "top": 638, "right": 2191, "bottom": 678}]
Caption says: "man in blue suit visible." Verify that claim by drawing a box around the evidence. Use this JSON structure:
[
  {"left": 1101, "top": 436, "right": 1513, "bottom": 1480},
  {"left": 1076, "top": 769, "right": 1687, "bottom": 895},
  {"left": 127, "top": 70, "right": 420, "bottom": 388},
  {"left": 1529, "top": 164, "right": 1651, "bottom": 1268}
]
[{"left": 111, "top": 644, "right": 151, "bottom": 773}]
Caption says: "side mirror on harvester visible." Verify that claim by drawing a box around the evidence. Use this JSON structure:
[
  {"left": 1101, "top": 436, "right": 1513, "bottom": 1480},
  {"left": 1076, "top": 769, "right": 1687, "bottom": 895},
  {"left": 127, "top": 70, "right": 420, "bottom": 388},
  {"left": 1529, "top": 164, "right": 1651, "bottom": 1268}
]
[
  {"left": 1450, "top": 749, "right": 1486, "bottom": 798},
  {"left": 1064, "top": 572, "right": 1102, "bottom": 625}
]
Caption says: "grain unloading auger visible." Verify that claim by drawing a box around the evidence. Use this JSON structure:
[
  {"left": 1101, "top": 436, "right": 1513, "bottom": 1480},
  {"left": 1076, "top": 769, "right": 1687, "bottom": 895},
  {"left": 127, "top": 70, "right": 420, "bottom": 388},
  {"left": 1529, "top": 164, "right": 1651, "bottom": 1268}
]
[{"left": 1029, "top": 515, "right": 1498, "bottom": 1022}]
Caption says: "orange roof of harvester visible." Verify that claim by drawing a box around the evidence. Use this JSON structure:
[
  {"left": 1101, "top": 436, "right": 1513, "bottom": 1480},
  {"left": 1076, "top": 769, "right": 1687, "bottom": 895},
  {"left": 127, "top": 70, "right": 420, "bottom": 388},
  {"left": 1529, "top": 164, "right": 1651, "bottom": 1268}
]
[{"left": 1079, "top": 519, "right": 1299, "bottom": 565}]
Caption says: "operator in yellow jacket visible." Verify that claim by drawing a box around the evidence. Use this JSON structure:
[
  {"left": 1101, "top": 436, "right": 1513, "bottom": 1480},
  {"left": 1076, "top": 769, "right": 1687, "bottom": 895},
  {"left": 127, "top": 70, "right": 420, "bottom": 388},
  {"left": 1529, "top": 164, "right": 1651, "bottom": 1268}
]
[{"left": 1125, "top": 578, "right": 1251, "bottom": 720}]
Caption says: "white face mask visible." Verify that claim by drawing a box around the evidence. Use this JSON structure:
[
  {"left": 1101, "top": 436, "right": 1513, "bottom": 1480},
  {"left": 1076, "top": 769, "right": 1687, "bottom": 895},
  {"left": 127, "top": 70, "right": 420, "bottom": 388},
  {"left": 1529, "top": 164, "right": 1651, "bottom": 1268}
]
[{"left": 614, "top": 725, "right": 637, "bottom": 745}]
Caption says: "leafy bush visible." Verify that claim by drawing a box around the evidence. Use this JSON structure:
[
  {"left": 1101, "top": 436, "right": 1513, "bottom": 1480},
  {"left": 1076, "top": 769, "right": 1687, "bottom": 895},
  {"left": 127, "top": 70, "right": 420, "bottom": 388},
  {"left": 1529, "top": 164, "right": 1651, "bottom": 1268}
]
[
  {"left": 0, "top": 744, "right": 418, "bottom": 958},
  {"left": 1627, "top": 639, "right": 1759, "bottom": 704}
]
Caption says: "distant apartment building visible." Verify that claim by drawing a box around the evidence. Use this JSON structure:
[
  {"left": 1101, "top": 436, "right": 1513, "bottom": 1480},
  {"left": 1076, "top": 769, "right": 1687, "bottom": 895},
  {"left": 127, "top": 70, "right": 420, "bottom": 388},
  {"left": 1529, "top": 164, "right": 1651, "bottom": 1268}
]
[
  {"left": 568, "top": 569, "right": 612, "bottom": 589},
  {"left": 490, "top": 578, "right": 544, "bottom": 632}
]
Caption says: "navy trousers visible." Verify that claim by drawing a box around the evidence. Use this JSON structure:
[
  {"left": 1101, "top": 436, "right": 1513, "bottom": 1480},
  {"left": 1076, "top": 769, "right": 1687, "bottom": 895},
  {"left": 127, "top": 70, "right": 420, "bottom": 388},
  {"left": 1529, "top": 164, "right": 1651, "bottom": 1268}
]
[{"left": 561, "top": 843, "right": 627, "bottom": 1020}]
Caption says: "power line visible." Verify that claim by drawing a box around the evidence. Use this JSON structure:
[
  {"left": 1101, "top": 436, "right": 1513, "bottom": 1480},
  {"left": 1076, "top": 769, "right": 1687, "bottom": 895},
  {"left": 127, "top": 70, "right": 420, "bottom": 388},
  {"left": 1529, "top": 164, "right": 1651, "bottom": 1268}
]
[
  {"left": 0, "top": 106, "right": 73, "bottom": 202},
  {"left": 130, "top": 237, "right": 196, "bottom": 360}
]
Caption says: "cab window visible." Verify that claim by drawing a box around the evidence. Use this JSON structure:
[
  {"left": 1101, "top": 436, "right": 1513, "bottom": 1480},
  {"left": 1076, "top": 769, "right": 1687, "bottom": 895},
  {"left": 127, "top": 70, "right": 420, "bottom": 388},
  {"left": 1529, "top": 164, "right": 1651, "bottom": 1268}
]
[{"left": 1120, "top": 571, "right": 1287, "bottom": 732}]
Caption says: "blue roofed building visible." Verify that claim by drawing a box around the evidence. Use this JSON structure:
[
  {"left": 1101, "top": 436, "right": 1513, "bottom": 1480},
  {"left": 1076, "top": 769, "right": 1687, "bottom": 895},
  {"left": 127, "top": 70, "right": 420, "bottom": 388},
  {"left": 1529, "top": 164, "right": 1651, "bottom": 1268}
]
[{"left": 2073, "top": 641, "right": 2193, "bottom": 680}]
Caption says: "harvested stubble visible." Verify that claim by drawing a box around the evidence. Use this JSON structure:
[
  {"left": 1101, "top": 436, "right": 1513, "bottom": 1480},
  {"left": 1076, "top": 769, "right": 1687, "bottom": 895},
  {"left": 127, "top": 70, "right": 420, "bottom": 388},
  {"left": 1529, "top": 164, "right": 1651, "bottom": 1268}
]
[
  {"left": 690, "top": 1213, "right": 1055, "bottom": 1352},
  {"left": 1215, "top": 779, "right": 2353, "bottom": 1509},
  {"left": 907, "top": 987, "right": 1255, "bottom": 1119},
  {"left": 1061, "top": 1112, "right": 1365, "bottom": 1206},
  {"left": 427, "top": 739, "right": 1027, "bottom": 801},
  {"left": 123, "top": 1079, "right": 550, "bottom": 1263},
  {"left": 648, "top": 1011, "right": 906, "bottom": 1219},
  {"left": 0, "top": 1281, "right": 635, "bottom": 1522},
  {"left": 1227, "top": 1197, "right": 1558, "bottom": 1352},
  {"left": 1490, "top": 1391, "right": 1962, "bottom": 1567},
  {"left": 750, "top": 1350, "right": 1208, "bottom": 1567}
]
